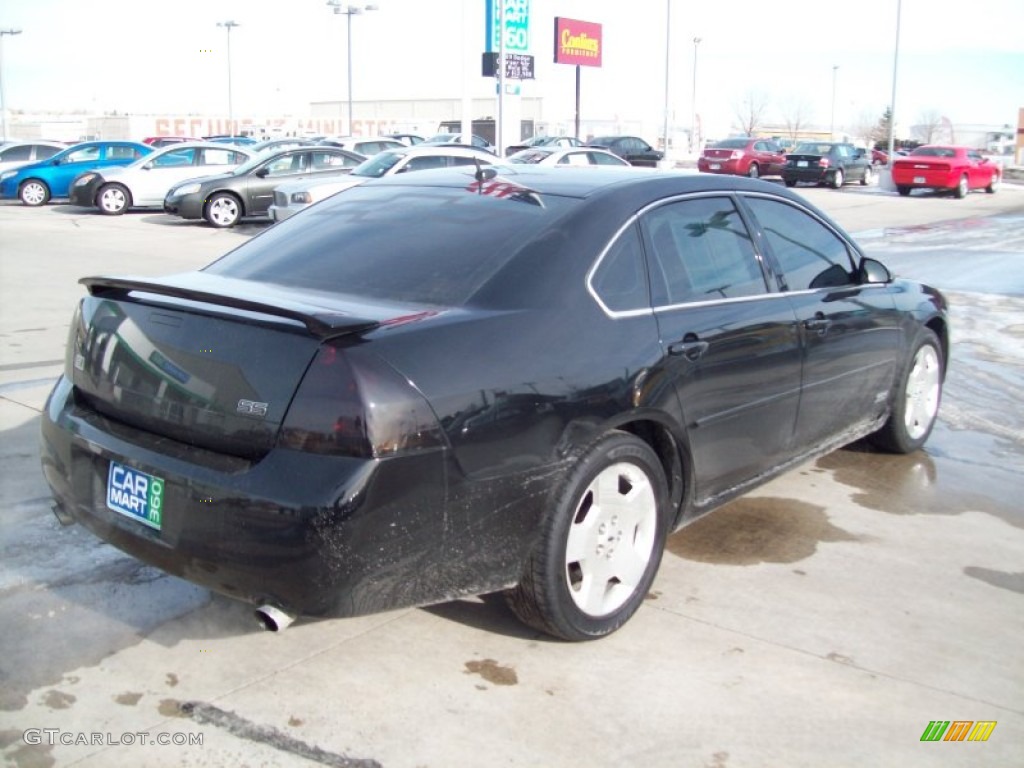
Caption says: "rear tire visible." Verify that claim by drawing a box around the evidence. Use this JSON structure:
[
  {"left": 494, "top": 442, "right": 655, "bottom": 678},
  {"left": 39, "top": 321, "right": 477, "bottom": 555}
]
[
  {"left": 986, "top": 173, "right": 1000, "bottom": 194},
  {"left": 831, "top": 168, "right": 844, "bottom": 189},
  {"left": 954, "top": 174, "right": 968, "bottom": 199},
  {"left": 505, "top": 431, "right": 671, "bottom": 641},
  {"left": 897, "top": 185, "right": 911, "bottom": 197},
  {"left": 98, "top": 183, "right": 131, "bottom": 215},
  {"left": 861, "top": 165, "right": 874, "bottom": 186},
  {"left": 869, "top": 328, "right": 943, "bottom": 454},
  {"left": 784, "top": 178, "right": 796, "bottom": 188},
  {"left": 747, "top": 163, "right": 760, "bottom": 179}
]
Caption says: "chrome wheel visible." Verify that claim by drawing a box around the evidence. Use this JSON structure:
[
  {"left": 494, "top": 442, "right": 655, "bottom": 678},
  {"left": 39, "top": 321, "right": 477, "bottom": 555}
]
[
  {"left": 747, "top": 163, "right": 759, "bottom": 179},
  {"left": 564, "top": 461, "right": 658, "bottom": 617},
  {"left": 831, "top": 168, "right": 844, "bottom": 189},
  {"left": 954, "top": 174, "right": 968, "bottom": 198},
  {"left": 206, "top": 193, "right": 241, "bottom": 228},
  {"left": 903, "top": 343, "right": 941, "bottom": 441},
  {"left": 19, "top": 180, "right": 49, "bottom": 206},
  {"left": 861, "top": 165, "right": 874, "bottom": 186},
  {"left": 98, "top": 184, "right": 130, "bottom": 215},
  {"left": 986, "top": 173, "right": 999, "bottom": 194}
]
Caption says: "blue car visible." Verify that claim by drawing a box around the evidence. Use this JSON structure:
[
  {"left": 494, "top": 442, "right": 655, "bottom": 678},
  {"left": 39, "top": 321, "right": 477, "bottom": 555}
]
[{"left": 0, "top": 140, "right": 152, "bottom": 206}]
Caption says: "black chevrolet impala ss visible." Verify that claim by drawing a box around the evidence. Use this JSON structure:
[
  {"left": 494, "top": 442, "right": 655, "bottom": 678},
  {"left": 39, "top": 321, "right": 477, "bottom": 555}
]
[{"left": 39, "top": 167, "right": 948, "bottom": 640}]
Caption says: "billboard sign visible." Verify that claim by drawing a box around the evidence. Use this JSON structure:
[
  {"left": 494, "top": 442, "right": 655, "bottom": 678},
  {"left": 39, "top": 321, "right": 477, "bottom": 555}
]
[
  {"left": 486, "top": 0, "right": 530, "bottom": 54},
  {"left": 554, "top": 17, "right": 602, "bottom": 67}
]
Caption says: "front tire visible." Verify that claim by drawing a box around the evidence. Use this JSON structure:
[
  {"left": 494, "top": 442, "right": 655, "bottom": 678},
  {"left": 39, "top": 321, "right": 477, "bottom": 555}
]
[
  {"left": 505, "top": 431, "right": 671, "bottom": 641},
  {"left": 869, "top": 329, "right": 943, "bottom": 454},
  {"left": 204, "top": 192, "right": 242, "bottom": 228},
  {"left": 831, "top": 168, "right": 845, "bottom": 189},
  {"left": 98, "top": 183, "right": 131, "bottom": 215},
  {"left": 19, "top": 180, "right": 50, "bottom": 206}
]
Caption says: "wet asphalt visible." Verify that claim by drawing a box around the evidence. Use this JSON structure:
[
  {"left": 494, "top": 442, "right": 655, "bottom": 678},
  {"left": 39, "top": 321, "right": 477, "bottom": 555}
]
[{"left": 0, "top": 181, "right": 1022, "bottom": 767}]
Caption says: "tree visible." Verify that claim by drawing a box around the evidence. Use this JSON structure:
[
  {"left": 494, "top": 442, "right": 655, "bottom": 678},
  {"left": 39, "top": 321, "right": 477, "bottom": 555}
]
[
  {"left": 874, "top": 107, "right": 893, "bottom": 148},
  {"left": 781, "top": 97, "right": 812, "bottom": 143},
  {"left": 733, "top": 89, "right": 770, "bottom": 136},
  {"left": 915, "top": 109, "right": 943, "bottom": 143}
]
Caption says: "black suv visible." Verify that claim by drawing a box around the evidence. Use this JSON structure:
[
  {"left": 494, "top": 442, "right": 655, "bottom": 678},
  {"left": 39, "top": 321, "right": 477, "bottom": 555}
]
[{"left": 586, "top": 136, "right": 664, "bottom": 167}]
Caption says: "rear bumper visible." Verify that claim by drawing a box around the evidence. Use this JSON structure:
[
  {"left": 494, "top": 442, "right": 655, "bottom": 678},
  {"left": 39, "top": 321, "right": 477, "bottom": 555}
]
[
  {"left": 892, "top": 170, "right": 956, "bottom": 189},
  {"left": 783, "top": 167, "right": 829, "bottom": 184},
  {"left": 698, "top": 158, "right": 743, "bottom": 174},
  {"left": 39, "top": 375, "right": 453, "bottom": 618}
]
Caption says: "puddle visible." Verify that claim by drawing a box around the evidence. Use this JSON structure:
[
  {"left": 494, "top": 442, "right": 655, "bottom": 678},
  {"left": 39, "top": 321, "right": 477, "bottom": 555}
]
[
  {"left": 963, "top": 567, "right": 1024, "bottom": 595},
  {"left": 666, "top": 497, "right": 859, "bottom": 565},
  {"left": 114, "top": 692, "right": 143, "bottom": 706},
  {"left": 464, "top": 658, "right": 518, "bottom": 686}
]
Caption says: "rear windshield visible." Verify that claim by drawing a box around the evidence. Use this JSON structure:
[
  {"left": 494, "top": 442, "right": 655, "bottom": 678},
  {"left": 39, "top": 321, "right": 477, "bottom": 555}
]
[
  {"left": 204, "top": 179, "right": 578, "bottom": 306},
  {"left": 911, "top": 147, "right": 956, "bottom": 158},
  {"left": 714, "top": 138, "right": 750, "bottom": 149}
]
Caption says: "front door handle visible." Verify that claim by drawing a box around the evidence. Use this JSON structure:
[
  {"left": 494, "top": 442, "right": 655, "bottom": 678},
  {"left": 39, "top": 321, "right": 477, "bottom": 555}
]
[{"left": 804, "top": 314, "right": 832, "bottom": 335}]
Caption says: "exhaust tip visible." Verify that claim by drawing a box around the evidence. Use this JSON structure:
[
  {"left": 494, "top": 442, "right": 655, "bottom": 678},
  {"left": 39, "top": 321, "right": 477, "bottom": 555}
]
[
  {"left": 255, "top": 604, "right": 295, "bottom": 632},
  {"left": 52, "top": 502, "right": 75, "bottom": 527}
]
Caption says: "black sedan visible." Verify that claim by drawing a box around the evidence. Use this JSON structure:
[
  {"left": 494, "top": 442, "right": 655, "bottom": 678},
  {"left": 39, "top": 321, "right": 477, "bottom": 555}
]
[
  {"left": 782, "top": 142, "right": 874, "bottom": 188},
  {"left": 586, "top": 135, "right": 664, "bottom": 167},
  {"left": 40, "top": 167, "right": 947, "bottom": 641},
  {"left": 162, "top": 146, "right": 364, "bottom": 227}
]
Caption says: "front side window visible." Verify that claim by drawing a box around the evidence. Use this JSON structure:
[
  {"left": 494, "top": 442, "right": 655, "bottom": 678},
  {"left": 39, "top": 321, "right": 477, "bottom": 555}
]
[
  {"left": 64, "top": 146, "right": 101, "bottom": 164},
  {"left": 644, "top": 197, "right": 767, "bottom": 305},
  {"left": 743, "top": 197, "right": 856, "bottom": 291}
]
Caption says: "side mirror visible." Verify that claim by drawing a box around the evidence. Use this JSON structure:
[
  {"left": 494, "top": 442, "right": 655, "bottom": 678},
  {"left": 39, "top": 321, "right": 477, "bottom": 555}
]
[
  {"left": 254, "top": 167, "right": 269, "bottom": 178},
  {"left": 859, "top": 257, "right": 891, "bottom": 285}
]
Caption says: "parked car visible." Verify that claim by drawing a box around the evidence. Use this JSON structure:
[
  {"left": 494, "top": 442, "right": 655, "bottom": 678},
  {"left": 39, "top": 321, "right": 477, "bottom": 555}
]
[
  {"left": 141, "top": 136, "right": 191, "bottom": 148},
  {"left": 69, "top": 142, "right": 254, "bottom": 215},
  {"left": 0, "top": 141, "right": 152, "bottom": 206},
  {"left": 421, "top": 132, "right": 496, "bottom": 154},
  {"left": 871, "top": 148, "right": 888, "bottom": 165},
  {"left": 504, "top": 135, "right": 584, "bottom": 157},
  {"left": 0, "top": 140, "right": 66, "bottom": 174},
  {"left": 782, "top": 142, "right": 873, "bottom": 189},
  {"left": 203, "top": 135, "right": 259, "bottom": 146},
  {"left": 41, "top": 167, "right": 948, "bottom": 641},
  {"left": 891, "top": 145, "right": 1001, "bottom": 198},
  {"left": 697, "top": 137, "right": 787, "bottom": 178},
  {"left": 269, "top": 144, "right": 496, "bottom": 221},
  {"left": 506, "top": 146, "right": 630, "bottom": 167},
  {"left": 586, "top": 136, "right": 664, "bottom": 167},
  {"left": 317, "top": 136, "right": 405, "bottom": 156},
  {"left": 163, "top": 146, "right": 364, "bottom": 227},
  {"left": 249, "top": 138, "right": 316, "bottom": 154},
  {"left": 385, "top": 133, "right": 426, "bottom": 146}
]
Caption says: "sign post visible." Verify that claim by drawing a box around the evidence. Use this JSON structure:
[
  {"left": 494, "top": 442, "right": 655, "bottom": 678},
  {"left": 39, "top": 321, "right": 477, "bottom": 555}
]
[
  {"left": 485, "top": 1, "right": 531, "bottom": 156},
  {"left": 553, "top": 18, "right": 603, "bottom": 141}
]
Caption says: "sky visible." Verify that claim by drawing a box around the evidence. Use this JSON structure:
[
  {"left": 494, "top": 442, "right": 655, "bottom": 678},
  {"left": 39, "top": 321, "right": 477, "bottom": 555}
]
[{"left": 1, "top": 0, "right": 1022, "bottom": 140}]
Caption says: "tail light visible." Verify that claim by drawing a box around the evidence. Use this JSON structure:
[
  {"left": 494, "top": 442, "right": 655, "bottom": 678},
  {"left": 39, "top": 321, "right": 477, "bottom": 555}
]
[
  {"left": 279, "top": 343, "right": 444, "bottom": 458},
  {"left": 818, "top": 158, "right": 831, "bottom": 168},
  {"left": 730, "top": 150, "right": 743, "bottom": 159}
]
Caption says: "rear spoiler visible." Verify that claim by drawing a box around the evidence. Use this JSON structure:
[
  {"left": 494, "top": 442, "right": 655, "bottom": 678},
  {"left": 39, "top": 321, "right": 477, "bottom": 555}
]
[{"left": 81, "top": 274, "right": 381, "bottom": 339}]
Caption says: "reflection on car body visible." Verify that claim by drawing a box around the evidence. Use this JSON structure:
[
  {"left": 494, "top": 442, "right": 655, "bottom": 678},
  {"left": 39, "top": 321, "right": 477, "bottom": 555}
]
[{"left": 42, "top": 167, "right": 948, "bottom": 641}]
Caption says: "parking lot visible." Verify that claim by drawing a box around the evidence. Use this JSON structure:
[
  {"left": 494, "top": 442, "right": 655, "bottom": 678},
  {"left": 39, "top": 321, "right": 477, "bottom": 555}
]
[{"left": 1, "top": 180, "right": 1023, "bottom": 767}]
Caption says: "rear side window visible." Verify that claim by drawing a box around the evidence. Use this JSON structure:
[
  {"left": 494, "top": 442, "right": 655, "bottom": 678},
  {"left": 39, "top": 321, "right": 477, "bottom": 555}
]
[
  {"left": 643, "top": 197, "right": 767, "bottom": 305},
  {"left": 743, "top": 197, "right": 856, "bottom": 291},
  {"left": 108, "top": 145, "right": 142, "bottom": 160},
  {"left": 590, "top": 224, "right": 648, "bottom": 312},
  {"left": 153, "top": 148, "right": 196, "bottom": 167},
  {"left": 1, "top": 145, "right": 32, "bottom": 161}
]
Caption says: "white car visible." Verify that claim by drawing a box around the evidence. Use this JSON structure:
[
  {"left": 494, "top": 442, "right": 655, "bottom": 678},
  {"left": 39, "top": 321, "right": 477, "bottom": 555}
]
[
  {"left": 0, "top": 140, "right": 66, "bottom": 174},
  {"left": 506, "top": 147, "right": 631, "bottom": 167},
  {"left": 317, "top": 136, "right": 406, "bottom": 157},
  {"left": 422, "top": 132, "right": 497, "bottom": 154},
  {"left": 69, "top": 142, "right": 254, "bottom": 215},
  {"left": 269, "top": 144, "right": 496, "bottom": 222}
]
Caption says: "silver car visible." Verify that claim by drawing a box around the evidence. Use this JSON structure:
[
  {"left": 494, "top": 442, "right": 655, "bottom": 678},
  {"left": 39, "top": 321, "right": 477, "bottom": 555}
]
[
  {"left": 269, "top": 144, "right": 496, "bottom": 222},
  {"left": 506, "top": 147, "right": 632, "bottom": 167},
  {"left": 0, "top": 140, "right": 66, "bottom": 174}
]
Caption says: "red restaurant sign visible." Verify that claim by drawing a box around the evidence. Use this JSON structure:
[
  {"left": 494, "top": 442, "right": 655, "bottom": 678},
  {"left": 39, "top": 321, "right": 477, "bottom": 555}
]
[{"left": 553, "top": 17, "right": 602, "bottom": 67}]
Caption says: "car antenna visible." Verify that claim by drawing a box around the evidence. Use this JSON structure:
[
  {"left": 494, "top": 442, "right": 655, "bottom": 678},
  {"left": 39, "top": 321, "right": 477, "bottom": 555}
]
[{"left": 473, "top": 158, "right": 497, "bottom": 185}]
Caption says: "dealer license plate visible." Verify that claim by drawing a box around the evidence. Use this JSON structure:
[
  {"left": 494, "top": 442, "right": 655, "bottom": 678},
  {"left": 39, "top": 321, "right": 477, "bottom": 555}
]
[
  {"left": 914, "top": 176, "right": 926, "bottom": 184},
  {"left": 106, "top": 461, "right": 164, "bottom": 530},
  {"left": 710, "top": 163, "right": 721, "bottom": 170}
]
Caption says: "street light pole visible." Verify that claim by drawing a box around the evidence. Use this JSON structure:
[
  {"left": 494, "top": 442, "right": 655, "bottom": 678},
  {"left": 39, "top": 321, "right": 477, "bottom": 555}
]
[
  {"left": 690, "top": 37, "right": 701, "bottom": 154},
  {"left": 887, "top": 0, "right": 902, "bottom": 169},
  {"left": 830, "top": 65, "right": 839, "bottom": 140},
  {"left": 217, "top": 21, "right": 240, "bottom": 136},
  {"left": 327, "top": 2, "right": 378, "bottom": 136},
  {"left": 662, "top": 0, "right": 671, "bottom": 161},
  {"left": 0, "top": 29, "right": 23, "bottom": 141}
]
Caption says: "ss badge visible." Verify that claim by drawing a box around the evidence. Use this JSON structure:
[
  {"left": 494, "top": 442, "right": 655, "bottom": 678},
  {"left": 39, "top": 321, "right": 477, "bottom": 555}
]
[{"left": 236, "top": 399, "right": 269, "bottom": 417}]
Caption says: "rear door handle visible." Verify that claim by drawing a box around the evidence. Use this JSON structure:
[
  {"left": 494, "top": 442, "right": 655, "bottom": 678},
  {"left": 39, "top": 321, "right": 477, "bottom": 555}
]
[{"left": 668, "top": 335, "right": 709, "bottom": 361}]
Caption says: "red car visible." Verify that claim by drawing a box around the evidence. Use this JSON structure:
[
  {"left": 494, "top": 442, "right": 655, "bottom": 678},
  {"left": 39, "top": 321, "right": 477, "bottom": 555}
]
[
  {"left": 698, "top": 137, "right": 786, "bottom": 178},
  {"left": 892, "top": 145, "right": 1001, "bottom": 198},
  {"left": 141, "top": 136, "right": 191, "bottom": 148}
]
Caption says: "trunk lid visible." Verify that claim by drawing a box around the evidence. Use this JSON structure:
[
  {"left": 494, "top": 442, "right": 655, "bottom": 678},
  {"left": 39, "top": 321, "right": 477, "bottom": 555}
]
[{"left": 70, "top": 272, "right": 382, "bottom": 459}]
